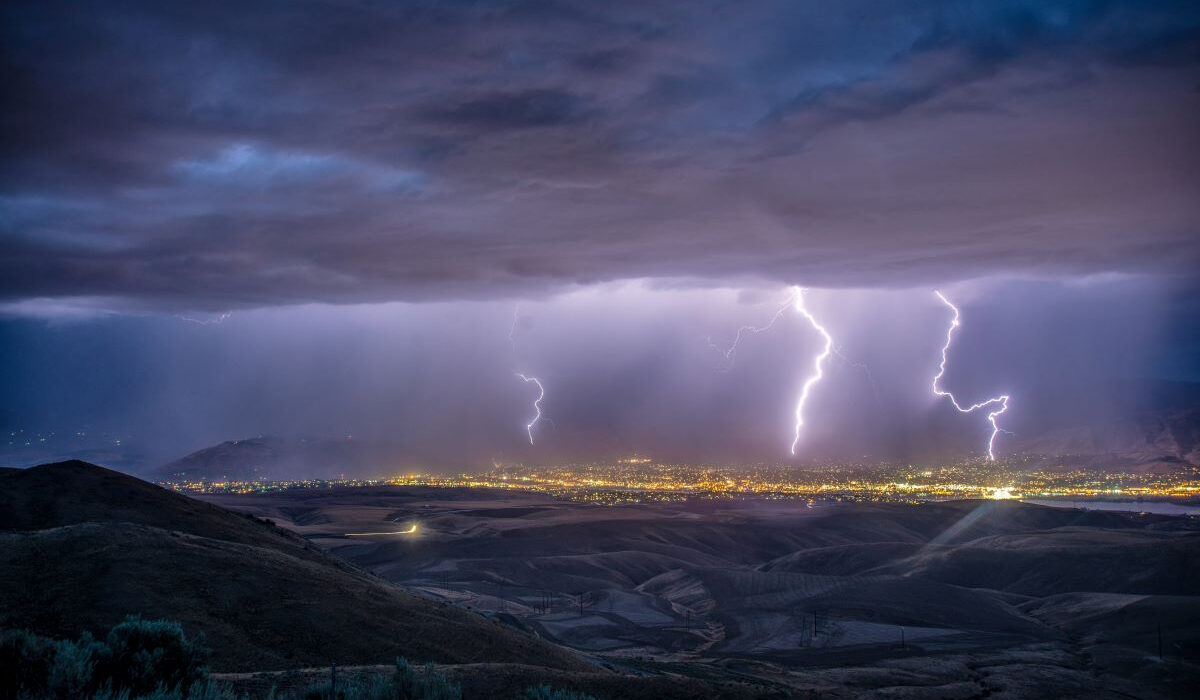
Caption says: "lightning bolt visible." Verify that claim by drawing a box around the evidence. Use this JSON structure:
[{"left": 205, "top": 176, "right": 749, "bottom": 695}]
[
  {"left": 706, "top": 290, "right": 798, "bottom": 370},
  {"left": 508, "top": 303, "right": 522, "bottom": 353},
  {"left": 831, "top": 346, "right": 882, "bottom": 404},
  {"left": 176, "top": 311, "right": 232, "bottom": 325},
  {"left": 932, "top": 290, "right": 1010, "bottom": 460},
  {"left": 516, "top": 373, "right": 544, "bottom": 444},
  {"left": 509, "top": 304, "right": 549, "bottom": 444},
  {"left": 790, "top": 288, "right": 833, "bottom": 455}
]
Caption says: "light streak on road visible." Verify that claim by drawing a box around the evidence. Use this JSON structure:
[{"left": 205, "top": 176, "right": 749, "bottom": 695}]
[{"left": 346, "top": 523, "right": 419, "bottom": 536}]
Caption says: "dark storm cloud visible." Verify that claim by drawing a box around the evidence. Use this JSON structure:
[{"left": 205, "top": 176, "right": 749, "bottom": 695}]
[
  {"left": 2, "top": 0, "right": 1199, "bottom": 310},
  {"left": 421, "top": 89, "right": 592, "bottom": 130}
]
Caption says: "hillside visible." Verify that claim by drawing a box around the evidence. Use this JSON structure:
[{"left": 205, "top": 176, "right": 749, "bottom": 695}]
[
  {"left": 0, "top": 460, "right": 324, "bottom": 561},
  {"left": 884, "top": 527, "right": 1200, "bottom": 596},
  {"left": 0, "top": 461, "right": 588, "bottom": 673}
]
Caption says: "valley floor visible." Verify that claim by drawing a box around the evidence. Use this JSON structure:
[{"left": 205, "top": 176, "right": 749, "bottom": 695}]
[{"left": 200, "top": 488, "right": 1200, "bottom": 698}]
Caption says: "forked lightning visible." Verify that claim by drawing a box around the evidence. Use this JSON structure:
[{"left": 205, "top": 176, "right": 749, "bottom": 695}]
[{"left": 932, "top": 290, "right": 1010, "bottom": 460}]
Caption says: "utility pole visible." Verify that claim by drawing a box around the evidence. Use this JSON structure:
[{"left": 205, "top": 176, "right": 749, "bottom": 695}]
[
  {"left": 330, "top": 661, "right": 337, "bottom": 699},
  {"left": 1158, "top": 624, "right": 1163, "bottom": 661}
]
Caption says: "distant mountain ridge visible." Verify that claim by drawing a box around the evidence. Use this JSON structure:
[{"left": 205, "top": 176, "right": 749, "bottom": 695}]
[
  {"left": 156, "top": 409, "right": 1200, "bottom": 484},
  {"left": 153, "top": 436, "right": 389, "bottom": 481},
  {"left": 1011, "top": 407, "right": 1200, "bottom": 468}
]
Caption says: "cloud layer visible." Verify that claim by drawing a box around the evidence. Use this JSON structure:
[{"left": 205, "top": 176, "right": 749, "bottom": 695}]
[{"left": 2, "top": 1, "right": 1199, "bottom": 309}]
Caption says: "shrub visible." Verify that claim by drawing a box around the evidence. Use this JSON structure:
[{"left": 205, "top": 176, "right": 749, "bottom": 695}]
[
  {"left": 91, "top": 680, "right": 240, "bottom": 700},
  {"left": 48, "top": 631, "right": 104, "bottom": 698},
  {"left": 182, "top": 680, "right": 244, "bottom": 700},
  {"left": 1, "top": 618, "right": 218, "bottom": 700},
  {"left": 296, "top": 675, "right": 393, "bottom": 700},
  {"left": 0, "top": 628, "right": 57, "bottom": 700},
  {"left": 295, "top": 682, "right": 334, "bottom": 700},
  {"left": 523, "top": 686, "right": 599, "bottom": 700},
  {"left": 289, "top": 658, "right": 460, "bottom": 700},
  {"left": 392, "top": 658, "right": 460, "bottom": 700},
  {"left": 96, "top": 617, "right": 210, "bottom": 697}
]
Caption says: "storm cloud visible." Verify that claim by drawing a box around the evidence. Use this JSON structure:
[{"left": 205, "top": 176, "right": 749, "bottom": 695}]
[{"left": 2, "top": 0, "right": 1198, "bottom": 311}]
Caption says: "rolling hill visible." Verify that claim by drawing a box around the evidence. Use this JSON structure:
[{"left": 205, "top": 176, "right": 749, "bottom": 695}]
[{"left": 0, "top": 461, "right": 588, "bottom": 673}]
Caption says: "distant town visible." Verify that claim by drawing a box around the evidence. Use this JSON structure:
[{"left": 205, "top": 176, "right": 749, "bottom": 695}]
[{"left": 163, "top": 457, "right": 1200, "bottom": 507}]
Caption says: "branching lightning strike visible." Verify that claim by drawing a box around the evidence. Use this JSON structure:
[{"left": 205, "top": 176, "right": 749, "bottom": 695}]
[
  {"left": 706, "top": 290, "right": 798, "bottom": 370},
  {"left": 509, "top": 303, "right": 548, "bottom": 445},
  {"left": 710, "top": 288, "right": 861, "bottom": 452},
  {"left": 790, "top": 288, "right": 833, "bottom": 455},
  {"left": 176, "top": 311, "right": 232, "bottom": 325},
  {"left": 516, "top": 373, "right": 545, "bottom": 445},
  {"left": 931, "top": 290, "right": 1010, "bottom": 460},
  {"left": 831, "top": 346, "right": 882, "bottom": 404}
]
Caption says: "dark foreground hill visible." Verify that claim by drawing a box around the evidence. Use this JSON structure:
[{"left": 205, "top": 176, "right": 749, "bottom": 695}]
[
  {"left": 0, "top": 460, "right": 326, "bottom": 561},
  {"left": 0, "top": 461, "right": 587, "bottom": 673}
]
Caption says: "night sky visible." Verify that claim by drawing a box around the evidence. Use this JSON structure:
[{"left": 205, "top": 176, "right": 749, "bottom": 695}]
[{"left": 2, "top": 1, "right": 1198, "bottom": 469}]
